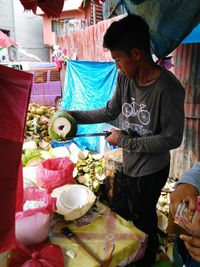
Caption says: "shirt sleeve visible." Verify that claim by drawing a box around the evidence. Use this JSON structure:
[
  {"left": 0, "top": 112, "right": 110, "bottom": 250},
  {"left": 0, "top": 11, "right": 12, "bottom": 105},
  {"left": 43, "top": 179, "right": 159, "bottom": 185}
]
[
  {"left": 118, "top": 80, "right": 185, "bottom": 153},
  {"left": 175, "top": 162, "right": 200, "bottom": 194},
  {"left": 68, "top": 75, "right": 122, "bottom": 124}
]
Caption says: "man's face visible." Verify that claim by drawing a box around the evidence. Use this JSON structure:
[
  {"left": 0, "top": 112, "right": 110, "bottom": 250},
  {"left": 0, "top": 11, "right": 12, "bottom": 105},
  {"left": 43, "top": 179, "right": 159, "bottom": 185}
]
[{"left": 110, "top": 49, "right": 139, "bottom": 78}]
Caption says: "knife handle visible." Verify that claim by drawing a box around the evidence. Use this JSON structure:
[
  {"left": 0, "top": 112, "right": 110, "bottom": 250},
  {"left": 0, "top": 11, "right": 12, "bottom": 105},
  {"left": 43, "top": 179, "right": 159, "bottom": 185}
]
[
  {"left": 103, "top": 131, "right": 112, "bottom": 137},
  {"left": 61, "top": 227, "right": 74, "bottom": 238}
]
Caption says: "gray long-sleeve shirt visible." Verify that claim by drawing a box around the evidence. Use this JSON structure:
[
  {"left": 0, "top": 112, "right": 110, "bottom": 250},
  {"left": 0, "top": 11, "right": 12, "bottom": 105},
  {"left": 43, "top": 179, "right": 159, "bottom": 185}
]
[{"left": 70, "top": 68, "right": 185, "bottom": 177}]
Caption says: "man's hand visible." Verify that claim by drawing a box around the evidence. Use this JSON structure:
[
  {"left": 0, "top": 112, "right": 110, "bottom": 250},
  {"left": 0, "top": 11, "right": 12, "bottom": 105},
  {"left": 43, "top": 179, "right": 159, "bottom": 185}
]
[
  {"left": 170, "top": 183, "right": 198, "bottom": 217},
  {"left": 105, "top": 128, "right": 122, "bottom": 146},
  {"left": 180, "top": 234, "right": 200, "bottom": 262}
]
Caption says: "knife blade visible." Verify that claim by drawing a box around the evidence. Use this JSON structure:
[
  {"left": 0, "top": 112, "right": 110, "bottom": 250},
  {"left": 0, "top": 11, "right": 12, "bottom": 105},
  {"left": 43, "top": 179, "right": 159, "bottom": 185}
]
[{"left": 65, "top": 130, "right": 112, "bottom": 139}]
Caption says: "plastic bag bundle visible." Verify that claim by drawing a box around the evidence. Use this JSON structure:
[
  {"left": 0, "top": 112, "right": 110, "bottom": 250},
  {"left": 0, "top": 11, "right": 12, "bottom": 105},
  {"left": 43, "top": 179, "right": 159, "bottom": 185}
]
[
  {"left": 16, "top": 188, "right": 56, "bottom": 246},
  {"left": 36, "top": 157, "right": 74, "bottom": 193},
  {"left": 8, "top": 241, "right": 64, "bottom": 267}
]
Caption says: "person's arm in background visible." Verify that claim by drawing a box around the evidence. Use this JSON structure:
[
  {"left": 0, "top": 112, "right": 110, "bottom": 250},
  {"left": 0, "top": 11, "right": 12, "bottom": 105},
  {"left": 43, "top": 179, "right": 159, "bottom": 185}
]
[
  {"left": 170, "top": 162, "right": 200, "bottom": 263},
  {"left": 170, "top": 162, "right": 200, "bottom": 216}
]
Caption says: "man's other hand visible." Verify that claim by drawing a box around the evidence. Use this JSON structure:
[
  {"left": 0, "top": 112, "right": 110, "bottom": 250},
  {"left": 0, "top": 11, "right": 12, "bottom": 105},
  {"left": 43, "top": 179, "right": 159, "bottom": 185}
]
[
  {"left": 170, "top": 183, "right": 198, "bottom": 217},
  {"left": 105, "top": 128, "right": 122, "bottom": 146}
]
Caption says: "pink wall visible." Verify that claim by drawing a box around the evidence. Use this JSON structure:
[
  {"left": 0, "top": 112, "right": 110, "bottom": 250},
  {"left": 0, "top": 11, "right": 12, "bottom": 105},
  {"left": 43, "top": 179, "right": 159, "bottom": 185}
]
[{"left": 42, "top": 8, "right": 90, "bottom": 46}]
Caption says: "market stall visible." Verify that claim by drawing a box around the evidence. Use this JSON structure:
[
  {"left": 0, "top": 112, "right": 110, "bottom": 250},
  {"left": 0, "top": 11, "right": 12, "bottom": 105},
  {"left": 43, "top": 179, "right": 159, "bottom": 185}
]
[{"left": 1, "top": 2, "right": 200, "bottom": 266}]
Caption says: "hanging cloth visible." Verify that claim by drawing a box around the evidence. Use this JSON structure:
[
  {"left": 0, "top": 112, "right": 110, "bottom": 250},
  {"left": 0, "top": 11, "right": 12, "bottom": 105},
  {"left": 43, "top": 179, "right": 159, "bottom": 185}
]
[
  {"left": 19, "top": 0, "right": 64, "bottom": 18},
  {"left": 0, "top": 65, "right": 33, "bottom": 253}
]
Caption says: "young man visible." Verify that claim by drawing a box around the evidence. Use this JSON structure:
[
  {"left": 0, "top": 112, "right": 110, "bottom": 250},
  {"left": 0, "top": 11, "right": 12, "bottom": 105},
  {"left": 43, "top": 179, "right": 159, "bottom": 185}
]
[
  {"left": 170, "top": 163, "right": 200, "bottom": 266},
  {"left": 65, "top": 15, "right": 185, "bottom": 266}
]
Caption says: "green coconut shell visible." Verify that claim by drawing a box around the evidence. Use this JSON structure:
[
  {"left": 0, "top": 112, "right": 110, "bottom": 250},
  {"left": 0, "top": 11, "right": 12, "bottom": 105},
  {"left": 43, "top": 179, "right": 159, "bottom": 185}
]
[{"left": 48, "top": 111, "right": 77, "bottom": 140}]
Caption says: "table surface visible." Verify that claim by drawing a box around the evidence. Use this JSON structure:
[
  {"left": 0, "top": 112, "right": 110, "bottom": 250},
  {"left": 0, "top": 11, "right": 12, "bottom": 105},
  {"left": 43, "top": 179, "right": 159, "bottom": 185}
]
[
  {"left": 0, "top": 202, "right": 146, "bottom": 267},
  {"left": 49, "top": 201, "right": 147, "bottom": 267}
]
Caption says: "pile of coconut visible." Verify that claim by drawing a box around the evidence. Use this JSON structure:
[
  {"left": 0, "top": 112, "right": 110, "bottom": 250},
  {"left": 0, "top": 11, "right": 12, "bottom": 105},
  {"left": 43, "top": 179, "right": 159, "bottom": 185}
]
[{"left": 25, "top": 103, "right": 55, "bottom": 147}]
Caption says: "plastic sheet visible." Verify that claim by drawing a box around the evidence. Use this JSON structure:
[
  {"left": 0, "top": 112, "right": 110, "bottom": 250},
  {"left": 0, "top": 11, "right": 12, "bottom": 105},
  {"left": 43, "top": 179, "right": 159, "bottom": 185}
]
[
  {"left": 124, "top": 0, "right": 200, "bottom": 58},
  {"left": 61, "top": 60, "right": 117, "bottom": 150}
]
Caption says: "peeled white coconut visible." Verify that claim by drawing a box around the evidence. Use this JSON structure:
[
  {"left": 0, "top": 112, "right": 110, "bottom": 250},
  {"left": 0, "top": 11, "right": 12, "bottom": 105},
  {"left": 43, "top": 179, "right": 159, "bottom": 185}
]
[
  {"left": 92, "top": 153, "right": 103, "bottom": 160},
  {"left": 50, "top": 146, "right": 70, "bottom": 158},
  {"left": 51, "top": 184, "right": 96, "bottom": 221},
  {"left": 40, "top": 150, "right": 53, "bottom": 160},
  {"left": 69, "top": 154, "right": 79, "bottom": 164},
  {"left": 157, "top": 210, "right": 168, "bottom": 233},
  {"left": 167, "top": 243, "right": 173, "bottom": 262},
  {"left": 60, "top": 187, "right": 88, "bottom": 209},
  {"left": 73, "top": 167, "right": 78, "bottom": 178},
  {"left": 23, "top": 141, "right": 37, "bottom": 150},
  {"left": 82, "top": 150, "right": 90, "bottom": 159},
  {"left": 68, "top": 143, "right": 85, "bottom": 160}
]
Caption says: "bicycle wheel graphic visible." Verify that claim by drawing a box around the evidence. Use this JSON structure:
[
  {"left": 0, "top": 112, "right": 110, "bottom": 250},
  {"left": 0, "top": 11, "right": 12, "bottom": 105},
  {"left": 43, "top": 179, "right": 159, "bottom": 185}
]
[
  {"left": 137, "top": 110, "right": 150, "bottom": 125},
  {"left": 122, "top": 103, "right": 133, "bottom": 117}
]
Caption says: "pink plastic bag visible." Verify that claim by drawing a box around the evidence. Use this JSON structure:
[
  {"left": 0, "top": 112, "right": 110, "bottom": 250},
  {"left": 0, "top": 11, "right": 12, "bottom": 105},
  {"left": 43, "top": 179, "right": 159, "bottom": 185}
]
[
  {"left": 9, "top": 241, "right": 64, "bottom": 267},
  {"left": 36, "top": 157, "right": 74, "bottom": 193},
  {"left": 16, "top": 188, "right": 56, "bottom": 246}
]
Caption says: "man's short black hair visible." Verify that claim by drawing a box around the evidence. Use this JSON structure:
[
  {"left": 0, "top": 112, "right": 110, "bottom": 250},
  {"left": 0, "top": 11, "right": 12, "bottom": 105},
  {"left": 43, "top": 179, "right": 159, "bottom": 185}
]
[{"left": 103, "top": 14, "right": 150, "bottom": 55}]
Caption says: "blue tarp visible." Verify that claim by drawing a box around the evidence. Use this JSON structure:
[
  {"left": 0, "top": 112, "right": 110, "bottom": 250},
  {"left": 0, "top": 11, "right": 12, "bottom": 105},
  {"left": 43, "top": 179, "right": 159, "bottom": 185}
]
[
  {"left": 182, "top": 23, "right": 200, "bottom": 44},
  {"left": 123, "top": 0, "right": 200, "bottom": 58},
  {"left": 61, "top": 60, "right": 117, "bottom": 150}
]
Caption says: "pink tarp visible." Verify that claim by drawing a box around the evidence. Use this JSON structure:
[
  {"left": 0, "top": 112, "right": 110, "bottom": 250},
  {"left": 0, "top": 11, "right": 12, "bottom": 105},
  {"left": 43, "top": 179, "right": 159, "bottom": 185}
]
[
  {"left": 0, "top": 31, "right": 17, "bottom": 48},
  {"left": 0, "top": 65, "right": 33, "bottom": 253}
]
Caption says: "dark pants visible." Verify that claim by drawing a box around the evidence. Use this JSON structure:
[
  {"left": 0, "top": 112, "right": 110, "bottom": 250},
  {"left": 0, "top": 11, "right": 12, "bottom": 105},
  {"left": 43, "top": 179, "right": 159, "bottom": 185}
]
[{"left": 111, "top": 164, "right": 170, "bottom": 267}]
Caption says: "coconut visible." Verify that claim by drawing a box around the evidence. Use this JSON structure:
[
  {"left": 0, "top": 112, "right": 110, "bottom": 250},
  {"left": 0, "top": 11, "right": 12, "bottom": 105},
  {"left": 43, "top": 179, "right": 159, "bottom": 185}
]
[
  {"left": 26, "top": 157, "right": 44, "bottom": 167},
  {"left": 23, "top": 141, "right": 37, "bottom": 150},
  {"left": 49, "top": 146, "right": 70, "bottom": 158},
  {"left": 38, "top": 140, "right": 51, "bottom": 150},
  {"left": 157, "top": 210, "right": 168, "bottom": 233},
  {"left": 51, "top": 184, "right": 96, "bottom": 221},
  {"left": 48, "top": 111, "right": 77, "bottom": 139},
  {"left": 166, "top": 243, "right": 173, "bottom": 262}
]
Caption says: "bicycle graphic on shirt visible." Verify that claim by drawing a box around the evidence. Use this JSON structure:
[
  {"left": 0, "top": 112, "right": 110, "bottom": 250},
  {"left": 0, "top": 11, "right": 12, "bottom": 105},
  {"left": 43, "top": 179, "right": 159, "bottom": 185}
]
[{"left": 122, "top": 97, "right": 150, "bottom": 125}]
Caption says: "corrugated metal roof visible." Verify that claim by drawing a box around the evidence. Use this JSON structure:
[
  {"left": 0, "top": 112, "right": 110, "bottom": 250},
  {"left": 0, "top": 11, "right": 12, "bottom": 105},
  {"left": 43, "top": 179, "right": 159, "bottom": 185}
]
[{"left": 169, "top": 43, "right": 200, "bottom": 179}]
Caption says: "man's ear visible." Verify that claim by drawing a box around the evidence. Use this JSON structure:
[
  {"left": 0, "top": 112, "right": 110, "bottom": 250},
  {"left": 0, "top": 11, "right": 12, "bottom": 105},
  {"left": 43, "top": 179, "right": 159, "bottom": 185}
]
[{"left": 131, "top": 48, "right": 141, "bottom": 60}]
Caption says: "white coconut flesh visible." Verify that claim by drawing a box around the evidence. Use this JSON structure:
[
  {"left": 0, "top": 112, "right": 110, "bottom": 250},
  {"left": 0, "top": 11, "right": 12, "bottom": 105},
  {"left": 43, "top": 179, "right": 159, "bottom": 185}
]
[
  {"left": 53, "top": 117, "right": 72, "bottom": 138},
  {"left": 60, "top": 187, "right": 88, "bottom": 209}
]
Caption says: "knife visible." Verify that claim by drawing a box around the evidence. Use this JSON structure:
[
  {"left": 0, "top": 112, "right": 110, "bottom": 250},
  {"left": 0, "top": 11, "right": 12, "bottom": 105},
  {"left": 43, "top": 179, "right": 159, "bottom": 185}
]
[
  {"left": 65, "top": 130, "right": 112, "bottom": 139},
  {"left": 61, "top": 227, "right": 115, "bottom": 267},
  {"left": 61, "top": 128, "right": 141, "bottom": 141},
  {"left": 61, "top": 227, "right": 103, "bottom": 265}
]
